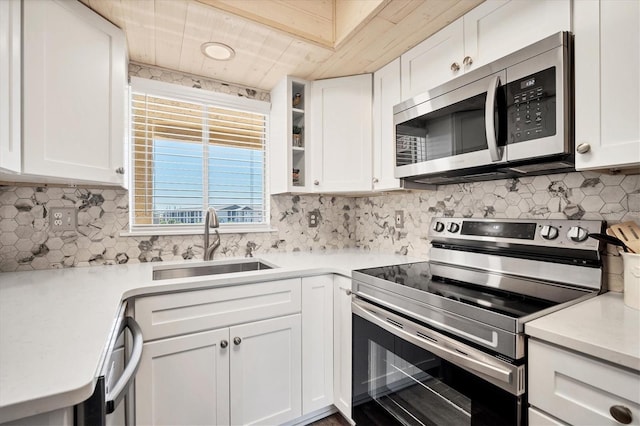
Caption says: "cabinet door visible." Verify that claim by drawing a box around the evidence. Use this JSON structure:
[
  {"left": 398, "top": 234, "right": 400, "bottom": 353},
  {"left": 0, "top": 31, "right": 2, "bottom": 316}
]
[
  {"left": 230, "top": 314, "right": 302, "bottom": 425},
  {"left": 22, "top": 0, "right": 126, "bottom": 186},
  {"left": 135, "top": 329, "right": 230, "bottom": 426},
  {"left": 301, "top": 275, "right": 334, "bottom": 414},
  {"left": 0, "top": 0, "right": 21, "bottom": 174},
  {"left": 400, "top": 18, "right": 464, "bottom": 100},
  {"left": 574, "top": 0, "right": 640, "bottom": 171},
  {"left": 373, "top": 59, "right": 402, "bottom": 192},
  {"left": 333, "top": 275, "right": 352, "bottom": 421},
  {"left": 310, "top": 74, "right": 373, "bottom": 193},
  {"left": 463, "top": 0, "right": 570, "bottom": 71}
]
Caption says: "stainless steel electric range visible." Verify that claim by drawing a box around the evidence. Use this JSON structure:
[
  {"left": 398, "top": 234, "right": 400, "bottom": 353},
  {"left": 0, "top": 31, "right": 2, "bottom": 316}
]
[{"left": 351, "top": 217, "right": 605, "bottom": 426}]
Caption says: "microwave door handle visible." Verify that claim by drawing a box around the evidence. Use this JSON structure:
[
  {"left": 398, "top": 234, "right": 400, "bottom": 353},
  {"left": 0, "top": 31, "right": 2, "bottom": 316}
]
[
  {"left": 485, "top": 75, "right": 503, "bottom": 162},
  {"left": 105, "top": 316, "right": 143, "bottom": 414}
]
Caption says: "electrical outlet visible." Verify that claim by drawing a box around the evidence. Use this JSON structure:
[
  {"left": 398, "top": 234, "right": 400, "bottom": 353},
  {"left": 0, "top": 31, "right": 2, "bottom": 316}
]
[
  {"left": 50, "top": 207, "right": 77, "bottom": 231},
  {"left": 308, "top": 212, "right": 318, "bottom": 228},
  {"left": 395, "top": 210, "right": 404, "bottom": 228}
]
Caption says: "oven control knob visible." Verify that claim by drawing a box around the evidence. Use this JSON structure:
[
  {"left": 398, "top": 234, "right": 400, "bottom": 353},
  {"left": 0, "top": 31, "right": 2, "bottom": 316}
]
[
  {"left": 447, "top": 222, "right": 460, "bottom": 233},
  {"left": 540, "top": 225, "right": 559, "bottom": 240},
  {"left": 433, "top": 221, "right": 445, "bottom": 232},
  {"left": 568, "top": 226, "right": 589, "bottom": 242}
]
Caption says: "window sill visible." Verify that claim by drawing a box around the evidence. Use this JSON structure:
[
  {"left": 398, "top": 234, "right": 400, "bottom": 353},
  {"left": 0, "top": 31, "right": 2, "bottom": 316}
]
[{"left": 120, "top": 224, "right": 277, "bottom": 237}]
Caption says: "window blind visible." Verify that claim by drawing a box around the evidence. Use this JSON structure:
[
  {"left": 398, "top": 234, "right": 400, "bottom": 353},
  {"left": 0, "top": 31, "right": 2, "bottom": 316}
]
[{"left": 130, "top": 88, "right": 268, "bottom": 231}]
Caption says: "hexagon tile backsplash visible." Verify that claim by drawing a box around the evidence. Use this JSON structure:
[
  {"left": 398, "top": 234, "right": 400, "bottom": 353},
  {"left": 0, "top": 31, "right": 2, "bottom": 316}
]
[{"left": 1, "top": 171, "right": 639, "bottom": 291}]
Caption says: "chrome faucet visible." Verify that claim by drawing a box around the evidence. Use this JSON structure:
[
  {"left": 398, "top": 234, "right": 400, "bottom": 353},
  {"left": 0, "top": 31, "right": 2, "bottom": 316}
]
[{"left": 204, "top": 207, "right": 220, "bottom": 260}]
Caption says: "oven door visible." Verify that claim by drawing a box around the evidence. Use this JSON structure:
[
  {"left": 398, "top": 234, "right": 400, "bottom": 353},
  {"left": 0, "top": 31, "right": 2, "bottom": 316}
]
[
  {"left": 394, "top": 70, "right": 507, "bottom": 179},
  {"left": 352, "top": 299, "right": 524, "bottom": 426}
]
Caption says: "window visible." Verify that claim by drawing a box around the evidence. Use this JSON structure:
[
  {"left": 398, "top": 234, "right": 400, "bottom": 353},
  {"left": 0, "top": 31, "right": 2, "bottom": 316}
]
[{"left": 129, "top": 77, "right": 270, "bottom": 234}]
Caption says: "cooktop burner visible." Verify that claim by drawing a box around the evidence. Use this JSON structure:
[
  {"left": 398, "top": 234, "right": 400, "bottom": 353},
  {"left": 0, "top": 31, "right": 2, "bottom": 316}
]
[{"left": 355, "top": 262, "right": 556, "bottom": 319}]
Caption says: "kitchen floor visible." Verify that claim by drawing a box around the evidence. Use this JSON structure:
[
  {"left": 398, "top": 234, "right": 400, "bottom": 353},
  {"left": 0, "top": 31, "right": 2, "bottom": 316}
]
[{"left": 310, "top": 413, "right": 351, "bottom": 426}]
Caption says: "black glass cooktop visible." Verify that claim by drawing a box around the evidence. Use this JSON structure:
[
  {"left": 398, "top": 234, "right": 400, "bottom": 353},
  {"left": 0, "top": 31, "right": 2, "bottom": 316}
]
[{"left": 354, "top": 262, "right": 556, "bottom": 318}]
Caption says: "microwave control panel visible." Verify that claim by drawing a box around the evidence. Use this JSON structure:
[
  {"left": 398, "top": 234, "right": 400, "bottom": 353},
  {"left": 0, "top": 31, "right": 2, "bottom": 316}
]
[{"left": 506, "top": 66, "right": 557, "bottom": 143}]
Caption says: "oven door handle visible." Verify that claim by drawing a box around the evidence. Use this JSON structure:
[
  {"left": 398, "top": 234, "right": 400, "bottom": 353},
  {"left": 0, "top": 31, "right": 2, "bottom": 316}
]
[
  {"left": 485, "top": 74, "right": 503, "bottom": 162},
  {"left": 353, "top": 301, "right": 513, "bottom": 385},
  {"left": 105, "top": 316, "right": 143, "bottom": 414}
]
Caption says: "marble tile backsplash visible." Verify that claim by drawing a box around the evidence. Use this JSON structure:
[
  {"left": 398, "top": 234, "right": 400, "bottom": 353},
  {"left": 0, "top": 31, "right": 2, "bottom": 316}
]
[
  {"left": 1, "top": 171, "right": 639, "bottom": 293},
  {"left": 0, "top": 189, "right": 355, "bottom": 272},
  {"left": 354, "top": 172, "right": 640, "bottom": 292}
]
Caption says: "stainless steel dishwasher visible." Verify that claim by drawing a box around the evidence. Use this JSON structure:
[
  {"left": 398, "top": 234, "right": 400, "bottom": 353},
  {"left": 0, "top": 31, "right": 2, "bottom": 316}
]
[{"left": 75, "top": 301, "right": 143, "bottom": 426}]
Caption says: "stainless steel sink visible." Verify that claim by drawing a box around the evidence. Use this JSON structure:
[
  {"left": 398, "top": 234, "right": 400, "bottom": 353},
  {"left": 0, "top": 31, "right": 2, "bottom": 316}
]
[{"left": 153, "top": 260, "right": 274, "bottom": 280}]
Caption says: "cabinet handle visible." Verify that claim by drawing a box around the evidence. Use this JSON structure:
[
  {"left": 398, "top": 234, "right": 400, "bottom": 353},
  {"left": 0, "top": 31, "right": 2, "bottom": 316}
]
[
  {"left": 233, "top": 337, "right": 242, "bottom": 346},
  {"left": 463, "top": 56, "right": 473, "bottom": 66},
  {"left": 220, "top": 340, "right": 228, "bottom": 348},
  {"left": 314, "top": 180, "right": 319, "bottom": 186},
  {"left": 610, "top": 405, "right": 632, "bottom": 424},
  {"left": 576, "top": 143, "right": 591, "bottom": 154},
  {"left": 115, "top": 167, "right": 125, "bottom": 175},
  {"left": 451, "top": 62, "right": 460, "bottom": 72}
]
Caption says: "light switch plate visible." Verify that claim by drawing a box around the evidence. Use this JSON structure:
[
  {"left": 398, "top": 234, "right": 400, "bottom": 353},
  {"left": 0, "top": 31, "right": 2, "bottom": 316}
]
[
  {"left": 50, "top": 207, "right": 77, "bottom": 231},
  {"left": 395, "top": 210, "right": 404, "bottom": 228}
]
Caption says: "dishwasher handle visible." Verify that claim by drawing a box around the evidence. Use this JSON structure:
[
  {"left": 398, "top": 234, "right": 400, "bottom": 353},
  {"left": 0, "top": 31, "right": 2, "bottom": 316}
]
[{"left": 105, "top": 316, "right": 143, "bottom": 414}]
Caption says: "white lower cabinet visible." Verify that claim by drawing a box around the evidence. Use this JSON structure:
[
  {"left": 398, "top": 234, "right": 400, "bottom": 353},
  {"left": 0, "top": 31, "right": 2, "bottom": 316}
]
[
  {"left": 528, "top": 407, "right": 567, "bottom": 426},
  {"left": 134, "top": 279, "right": 303, "bottom": 426},
  {"left": 230, "top": 315, "right": 302, "bottom": 426},
  {"left": 135, "top": 329, "right": 230, "bottom": 426},
  {"left": 528, "top": 339, "right": 640, "bottom": 426},
  {"left": 301, "top": 275, "right": 334, "bottom": 414},
  {"left": 333, "top": 275, "right": 353, "bottom": 421}
]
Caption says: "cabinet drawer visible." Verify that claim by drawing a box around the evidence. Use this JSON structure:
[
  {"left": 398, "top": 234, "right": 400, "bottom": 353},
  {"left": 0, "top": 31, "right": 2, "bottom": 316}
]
[
  {"left": 529, "top": 339, "right": 640, "bottom": 425},
  {"left": 528, "top": 407, "right": 567, "bottom": 426},
  {"left": 135, "top": 279, "right": 302, "bottom": 341}
]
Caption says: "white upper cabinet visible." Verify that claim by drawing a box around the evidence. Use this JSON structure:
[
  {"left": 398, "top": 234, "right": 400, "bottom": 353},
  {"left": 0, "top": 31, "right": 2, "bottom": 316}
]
[
  {"left": 270, "top": 76, "right": 311, "bottom": 194},
  {"left": 20, "top": 0, "right": 127, "bottom": 186},
  {"left": 0, "top": 0, "right": 21, "bottom": 174},
  {"left": 463, "top": 0, "right": 570, "bottom": 71},
  {"left": 574, "top": 0, "right": 640, "bottom": 171},
  {"left": 310, "top": 74, "right": 373, "bottom": 193},
  {"left": 400, "top": 0, "right": 570, "bottom": 100},
  {"left": 373, "top": 58, "right": 402, "bottom": 191},
  {"left": 400, "top": 19, "right": 464, "bottom": 101}
]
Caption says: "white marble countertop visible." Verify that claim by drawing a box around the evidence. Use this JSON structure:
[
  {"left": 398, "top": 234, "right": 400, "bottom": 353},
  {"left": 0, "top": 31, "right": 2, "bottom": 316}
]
[
  {"left": 0, "top": 250, "right": 418, "bottom": 423},
  {"left": 526, "top": 292, "right": 640, "bottom": 371}
]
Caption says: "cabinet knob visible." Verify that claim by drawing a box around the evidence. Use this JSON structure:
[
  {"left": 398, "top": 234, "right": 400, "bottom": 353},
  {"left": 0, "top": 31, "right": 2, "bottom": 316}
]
[
  {"left": 372, "top": 178, "right": 379, "bottom": 184},
  {"left": 314, "top": 180, "right": 319, "bottom": 186},
  {"left": 115, "top": 167, "right": 125, "bottom": 175},
  {"left": 233, "top": 337, "right": 242, "bottom": 346},
  {"left": 463, "top": 56, "right": 473, "bottom": 66},
  {"left": 344, "top": 289, "right": 352, "bottom": 296},
  {"left": 451, "top": 62, "right": 460, "bottom": 72},
  {"left": 610, "top": 405, "right": 632, "bottom": 424},
  {"left": 576, "top": 143, "right": 591, "bottom": 154},
  {"left": 220, "top": 340, "right": 228, "bottom": 348}
]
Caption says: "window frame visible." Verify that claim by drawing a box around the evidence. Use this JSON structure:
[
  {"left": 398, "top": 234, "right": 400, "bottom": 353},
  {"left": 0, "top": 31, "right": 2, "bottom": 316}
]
[{"left": 126, "top": 77, "right": 273, "bottom": 236}]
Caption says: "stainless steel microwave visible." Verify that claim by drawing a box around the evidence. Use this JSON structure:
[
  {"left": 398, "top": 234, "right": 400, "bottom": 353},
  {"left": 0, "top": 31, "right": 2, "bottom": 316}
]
[{"left": 394, "top": 32, "right": 573, "bottom": 186}]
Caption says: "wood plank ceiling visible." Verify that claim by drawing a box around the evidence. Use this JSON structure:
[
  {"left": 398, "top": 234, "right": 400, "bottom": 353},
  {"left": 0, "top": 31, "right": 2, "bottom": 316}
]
[{"left": 80, "top": 0, "right": 484, "bottom": 91}]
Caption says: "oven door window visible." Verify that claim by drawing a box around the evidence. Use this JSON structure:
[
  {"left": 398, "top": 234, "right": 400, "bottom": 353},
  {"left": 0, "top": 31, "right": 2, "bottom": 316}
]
[{"left": 352, "top": 315, "right": 522, "bottom": 426}]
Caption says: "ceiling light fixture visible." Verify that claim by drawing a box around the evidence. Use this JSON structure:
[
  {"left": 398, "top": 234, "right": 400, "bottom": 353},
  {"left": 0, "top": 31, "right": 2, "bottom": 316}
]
[{"left": 201, "top": 42, "right": 235, "bottom": 61}]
